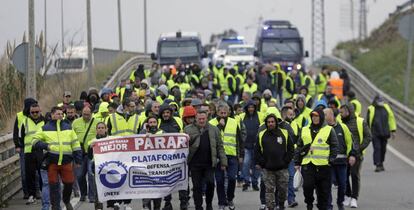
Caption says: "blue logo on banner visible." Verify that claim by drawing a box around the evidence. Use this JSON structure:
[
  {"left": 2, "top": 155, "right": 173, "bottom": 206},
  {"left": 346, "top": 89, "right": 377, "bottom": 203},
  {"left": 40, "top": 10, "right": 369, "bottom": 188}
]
[{"left": 98, "top": 161, "right": 128, "bottom": 189}]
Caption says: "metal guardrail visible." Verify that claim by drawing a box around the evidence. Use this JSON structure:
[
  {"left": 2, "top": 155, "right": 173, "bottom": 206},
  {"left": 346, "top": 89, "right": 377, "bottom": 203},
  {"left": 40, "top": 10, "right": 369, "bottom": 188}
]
[
  {"left": 0, "top": 54, "right": 152, "bottom": 204},
  {"left": 390, "top": 0, "right": 413, "bottom": 16},
  {"left": 316, "top": 55, "right": 414, "bottom": 139}
]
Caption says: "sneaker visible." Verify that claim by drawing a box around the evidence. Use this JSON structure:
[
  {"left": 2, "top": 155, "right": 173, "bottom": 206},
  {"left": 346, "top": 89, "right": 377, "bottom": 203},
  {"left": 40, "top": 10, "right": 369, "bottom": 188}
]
[
  {"left": 113, "top": 202, "right": 121, "bottom": 210},
  {"left": 228, "top": 201, "right": 235, "bottom": 210},
  {"left": 252, "top": 185, "right": 260, "bottom": 191},
  {"left": 259, "top": 204, "right": 266, "bottom": 210},
  {"left": 162, "top": 202, "right": 173, "bottom": 210},
  {"left": 242, "top": 184, "right": 249, "bottom": 191},
  {"left": 288, "top": 201, "right": 298, "bottom": 207},
  {"left": 343, "top": 196, "right": 351, "bottom": 207},
  {"left": 25, "top": 195, "right": 36, "bottom": 205},
  {"left": 375, "top": 165, "right": 382, "bottom": 172},
  {"left": 350, "top": 198, "right": 358, "bottom": 208},
  {"left": 65, "top": 202, "right": 74, "bottom": 210},
  {"left": 124, "top": 205, "right": 133, "bottom": 210},
  {"left": 338, "top": 205, "right": 345, "bottom": 210}
]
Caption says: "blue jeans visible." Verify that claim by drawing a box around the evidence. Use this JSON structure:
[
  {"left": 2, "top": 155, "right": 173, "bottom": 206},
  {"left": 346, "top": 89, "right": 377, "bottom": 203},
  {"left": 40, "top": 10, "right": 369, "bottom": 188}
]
[
  {"left": 287, "top": 161, "right": 296, "bottom": 203},
  {"left": 329, "top": 164, "right": 347, "bottom": 207},
  {"left": 215, "top": 155, "right": 238, "bottom": 206},
  {"left": 75, "top": 156, "right": 96, "bottom": 201},
  {"left": 40, "top": 169, "right": 50, "bottom": 210},
  {"left": 19, "top": 149, "right": 28, "bottom": 196},
  {"left": 242, "top": 148, "right": 260, "bottom": 186}
]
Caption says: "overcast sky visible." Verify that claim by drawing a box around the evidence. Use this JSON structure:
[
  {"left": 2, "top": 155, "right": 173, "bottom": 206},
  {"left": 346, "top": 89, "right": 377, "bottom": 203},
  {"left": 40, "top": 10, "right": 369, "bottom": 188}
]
[{"left": 0, "top": 0, "right": 407, "bottom": 59}]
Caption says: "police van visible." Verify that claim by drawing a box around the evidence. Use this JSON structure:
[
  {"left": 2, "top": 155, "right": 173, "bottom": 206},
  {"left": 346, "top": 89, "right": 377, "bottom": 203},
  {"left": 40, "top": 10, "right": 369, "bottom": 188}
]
[
  {"left": 254, "top": 20, "right": 308, "bottom": 71},
  {"left": 151, "top": 31, "right": 206, "bottom": 66}
]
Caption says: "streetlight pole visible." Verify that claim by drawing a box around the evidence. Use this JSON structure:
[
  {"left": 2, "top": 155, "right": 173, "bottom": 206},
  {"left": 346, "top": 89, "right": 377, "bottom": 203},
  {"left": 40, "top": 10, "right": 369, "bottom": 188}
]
[
  {"left": 61, "top": 0, "right": 65, "bottom": 54},
  {"left": 117, "top": 0, "right": 123, "bottom": 52},
  {"left": 86, "top": 0, "right": 95, "bottom": 86},
  {"left": 144, "top": 0, "right": 148, "bottom": 54},
  {"left": 28, "top": 0, "right": 36, "bottom": 98}
]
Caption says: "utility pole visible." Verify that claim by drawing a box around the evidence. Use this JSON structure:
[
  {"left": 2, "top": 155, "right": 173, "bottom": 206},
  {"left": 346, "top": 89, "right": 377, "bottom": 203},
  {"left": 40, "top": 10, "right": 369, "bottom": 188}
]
[
  {"left": 44, "top": 0, "right": 47, "bottom": 70},
  {"left": 117, "top": 0, "right": 123, "bottom": 52},
  {"left": 359, "top": 0, "right": 367, "bottom": 40},
  {"left": 28, "top": 0, "right": 36, "bottom": 98},
  {"left": 61, "top": 0, "right": 65, "bottom": 54},
  {"left": 350, "top": 0, "right": 355, "bottom": 39},
  {"left": 311, "top": 0, "right": 326, "bottom": 62},
  {"left": 143, "top": 0, "right": 148, "bottom": 54},
  {"left": 86, "top": 0, "right": 95, "bottom": 86}
]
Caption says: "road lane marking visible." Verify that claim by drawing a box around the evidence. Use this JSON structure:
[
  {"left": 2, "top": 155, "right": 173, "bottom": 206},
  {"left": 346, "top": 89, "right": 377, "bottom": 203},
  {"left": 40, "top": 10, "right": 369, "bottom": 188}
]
[{"left": 388, "top": 145, "right": 414, "bottom": 168}]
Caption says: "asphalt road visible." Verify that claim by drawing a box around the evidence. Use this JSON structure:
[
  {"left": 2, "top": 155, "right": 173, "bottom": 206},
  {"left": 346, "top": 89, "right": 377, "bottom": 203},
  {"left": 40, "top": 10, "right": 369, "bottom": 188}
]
[{"left": 5, "top": 131, "right": 414, "bottom": 210}]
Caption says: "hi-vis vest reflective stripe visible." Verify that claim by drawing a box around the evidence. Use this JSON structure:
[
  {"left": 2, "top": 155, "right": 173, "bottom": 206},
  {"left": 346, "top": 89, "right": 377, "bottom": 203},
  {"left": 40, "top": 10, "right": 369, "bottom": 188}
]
[
  {"left": 24, "top": 118, "right": 44, "bottom": 153},
  {"left": 367, "top": 104, "right": 397, "bottom": 132},
  {"left": 32, "top": 120, "right": 81, "bottom": 165},
  {"left": 317, "top": 73, "right": 328, "bottom": 94},
  {"left": 243, "top": 83, "right": 258, "bottom": 94},
  {"left": 301, "top": 125, "right": 332, "bottom": 166},
  {"left": 210, "top": 117, "right": 238, "bottom": 156},
  {"left": 283, "top": 76, "right": 294, "bottom": 99},
  {"left": 110, "top": 113, "right": 133, "bottom": 136},
  {"left": 258, "top": 128, "right": 288, "bottom": 152},
  {"left": 304, "top": 75, "right": 316, "bottom": 96},
  {"left": 350, "top": 99, "right": 362, "bottom": 116}
]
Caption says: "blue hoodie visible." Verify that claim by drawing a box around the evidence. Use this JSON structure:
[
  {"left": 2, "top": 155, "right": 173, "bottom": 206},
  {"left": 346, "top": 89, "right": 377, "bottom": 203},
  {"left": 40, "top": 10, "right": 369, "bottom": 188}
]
[{"left": 243, "top": 100, "right": 260, "bottom": 149}]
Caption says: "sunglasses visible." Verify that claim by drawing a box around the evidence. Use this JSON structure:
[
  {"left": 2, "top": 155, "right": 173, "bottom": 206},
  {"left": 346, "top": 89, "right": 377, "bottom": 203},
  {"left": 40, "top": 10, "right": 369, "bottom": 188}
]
[{"left": 31, "top": 111, "right": 40, "bottom": 114}]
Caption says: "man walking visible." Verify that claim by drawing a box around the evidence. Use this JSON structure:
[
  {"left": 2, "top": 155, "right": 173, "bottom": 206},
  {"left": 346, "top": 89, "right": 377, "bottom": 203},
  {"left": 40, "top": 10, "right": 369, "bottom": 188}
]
[
  {"left": 255, "top": 114, "right": 294, "bottom": 210},
  {"left": 32, "top": 106, "right": 82, "bottom": 210},
  {"left": 324, "top": 108, "right": 356, "bottom": 210},
  {"left": 340, "top": 104, "right": 371, "bottom": 208},
  {"left": 366, "top": 95, "right": 396, "bottom": 172},
  {"left": 210, "top": 103, "right": 244, "bottom": 210},
  {"left": 185, "top": 110, "right": 228, "bottom": 210},
  {"left": 295, "top": 109, "right": 338, "bottom": 210}
]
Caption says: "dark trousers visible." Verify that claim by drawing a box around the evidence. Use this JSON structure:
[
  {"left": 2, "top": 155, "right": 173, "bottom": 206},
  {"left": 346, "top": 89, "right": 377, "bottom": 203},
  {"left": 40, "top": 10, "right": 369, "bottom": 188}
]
[
  {"left": 24, "top": 152, "right": 42, "bottom": 197},
  {"left": 372, "top": 135, "right": 388, "bottom": 166},
  {"left": 190, "top": 166, "right": 215, "bottom": 210},
  {"left": 301, "top": 164, "right": 331, "bottom": 210},
  {"left": 329, "top": 164, "right": 347, "bottom": 208},
  {"left": 164, "top": 190, "right": 188, "bottom": 205},
  {"left": 143, "top": 198, "right": 162, "bottom": 210},
  {"left": 346, "top": 159, "right": 362, "bottom": 199},
  {"left": 215, "top": 156, "right": 238, "bottom": 205}
]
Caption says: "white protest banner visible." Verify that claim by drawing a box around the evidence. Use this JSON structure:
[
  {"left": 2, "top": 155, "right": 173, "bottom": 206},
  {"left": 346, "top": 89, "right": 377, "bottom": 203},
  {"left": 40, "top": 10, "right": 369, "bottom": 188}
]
[{"left": 92, "top": 133, "right": 189, "bottom": 201}]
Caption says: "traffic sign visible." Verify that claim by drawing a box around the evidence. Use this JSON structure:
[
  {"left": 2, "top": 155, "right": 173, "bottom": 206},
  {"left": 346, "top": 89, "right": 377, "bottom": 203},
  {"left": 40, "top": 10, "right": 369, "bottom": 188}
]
[
  {"left": 398, "top": 14, "right": 414, "bottom": 41},
  {"left": 11, "top": 43, "right": 44, "bottom": 74}
]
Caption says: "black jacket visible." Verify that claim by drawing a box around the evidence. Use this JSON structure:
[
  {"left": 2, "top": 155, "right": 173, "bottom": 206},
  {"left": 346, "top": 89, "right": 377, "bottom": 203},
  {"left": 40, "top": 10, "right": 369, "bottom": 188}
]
[
  {"left": 242, "top": 101, "right": 260, "bottom": 149},
  {"left": 255, "top": 128, "right": 294, "bottom": 171}
]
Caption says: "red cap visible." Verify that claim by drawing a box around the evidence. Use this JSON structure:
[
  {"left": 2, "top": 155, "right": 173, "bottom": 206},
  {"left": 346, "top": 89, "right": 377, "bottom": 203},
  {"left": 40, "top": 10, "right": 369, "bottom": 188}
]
[{"left": 183, "top": 106, "right": 197, "bottom": 118}]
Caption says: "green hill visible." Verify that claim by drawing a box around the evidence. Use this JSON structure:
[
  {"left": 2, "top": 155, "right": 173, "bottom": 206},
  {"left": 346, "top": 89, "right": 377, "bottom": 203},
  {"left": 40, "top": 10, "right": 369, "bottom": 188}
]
[{"left": 334, "top": 10, "right": 414, "bottom": 108}]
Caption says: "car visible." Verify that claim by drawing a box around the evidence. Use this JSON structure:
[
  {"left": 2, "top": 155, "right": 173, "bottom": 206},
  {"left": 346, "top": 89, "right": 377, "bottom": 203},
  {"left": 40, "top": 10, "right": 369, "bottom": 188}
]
[
  {"left": 223, "top": 44, "right": 256, "bottom": 67},
  {"left": 212, "top": 36, "right": 245, "bottom": 65}
]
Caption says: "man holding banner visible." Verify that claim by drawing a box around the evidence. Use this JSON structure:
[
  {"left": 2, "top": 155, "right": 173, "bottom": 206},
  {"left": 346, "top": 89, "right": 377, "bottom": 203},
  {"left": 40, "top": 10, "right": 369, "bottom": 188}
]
[{"left": 185, "top": 110, "right": 228, "bottom": 210}]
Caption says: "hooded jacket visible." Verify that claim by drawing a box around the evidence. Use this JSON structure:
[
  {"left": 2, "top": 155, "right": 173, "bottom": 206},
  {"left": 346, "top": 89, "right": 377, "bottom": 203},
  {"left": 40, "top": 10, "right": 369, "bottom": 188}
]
[
  {"left": 294, "top": 108, "right": 339, "bottom": 166},
  {"left": 158, "top": 104, "right": 181, "bottom": 133},
  {"left": 341, "top": 104, "right": 371, "bottom": 157},
  {"left": 13, "top": 98, "right": 38, "bottom": 148},
  {"left": 255, "top": 115, "right": 294, "bottom": 170},
  {"left": 242, "top": 100, "right": 261, "bottom": 149}
]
